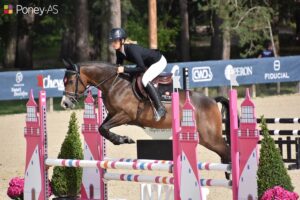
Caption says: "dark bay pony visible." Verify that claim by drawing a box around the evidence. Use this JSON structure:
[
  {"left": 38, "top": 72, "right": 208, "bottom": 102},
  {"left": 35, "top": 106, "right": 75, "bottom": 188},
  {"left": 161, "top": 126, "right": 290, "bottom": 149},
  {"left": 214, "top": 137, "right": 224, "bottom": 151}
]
[{"left": 61, "top": 61, "right": 231, "bottom": 164}]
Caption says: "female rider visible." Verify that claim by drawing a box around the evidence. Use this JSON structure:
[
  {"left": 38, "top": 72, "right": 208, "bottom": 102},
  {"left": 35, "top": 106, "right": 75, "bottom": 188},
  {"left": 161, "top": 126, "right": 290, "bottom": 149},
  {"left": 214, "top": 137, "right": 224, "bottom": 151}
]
[{"left": 109, "top": 28, "right": 167, "bottom": 121}]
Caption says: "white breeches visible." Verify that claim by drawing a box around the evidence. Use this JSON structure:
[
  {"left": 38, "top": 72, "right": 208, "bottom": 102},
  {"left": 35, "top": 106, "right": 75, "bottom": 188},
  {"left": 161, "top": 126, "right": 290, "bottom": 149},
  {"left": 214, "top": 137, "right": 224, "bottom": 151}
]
[{"left": 142, "top": 55, "right": 167, "bottom": 87}]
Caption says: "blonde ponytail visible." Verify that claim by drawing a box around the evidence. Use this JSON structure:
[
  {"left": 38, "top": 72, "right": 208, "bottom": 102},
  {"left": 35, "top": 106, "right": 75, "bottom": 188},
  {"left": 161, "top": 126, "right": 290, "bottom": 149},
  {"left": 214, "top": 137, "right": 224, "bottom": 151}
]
[{"left": 124, "top": 38, "right": 137, "bottom": 44}]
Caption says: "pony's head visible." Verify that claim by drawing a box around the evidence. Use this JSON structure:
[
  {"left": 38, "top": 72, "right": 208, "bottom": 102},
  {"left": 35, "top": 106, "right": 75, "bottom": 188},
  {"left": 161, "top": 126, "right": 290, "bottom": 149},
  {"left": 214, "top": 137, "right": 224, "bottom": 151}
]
[{"left": 61, "top": 59, "right": 87, "bottom": 109}]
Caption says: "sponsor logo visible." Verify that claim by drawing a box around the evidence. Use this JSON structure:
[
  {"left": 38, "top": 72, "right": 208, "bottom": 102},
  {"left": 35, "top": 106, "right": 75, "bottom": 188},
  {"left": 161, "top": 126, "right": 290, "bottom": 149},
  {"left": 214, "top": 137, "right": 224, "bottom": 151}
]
[
  {"left": 264, "top": 59, "right": 290, "bottom": 80},
  {"left": 37, "top": 74, "right": 64, "bottom": 91},
  {"left": 16, "top": 72, "right": 23, "bottom": 84},
  {"left": 192, "top": 66, "right": 213, "bottom": 82},
  {"left": 11, "top": 88, "right": 28, "bottom": 97},
  {"left": 273, "top": 60, "right": 280, "bottom": 71},
  {"left": 224, "top": 64, "right": 253, "bottom": 80},
  {"left": 3, "top": 4, "right": 13, "bottom": 14},
  {"left": 11, "top": 72, "right": 28, "bottom": 98}
]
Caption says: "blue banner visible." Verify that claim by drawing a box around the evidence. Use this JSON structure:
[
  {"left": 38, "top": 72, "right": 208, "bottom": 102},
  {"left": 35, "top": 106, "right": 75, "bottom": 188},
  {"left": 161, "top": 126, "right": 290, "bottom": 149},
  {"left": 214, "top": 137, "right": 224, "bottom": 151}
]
[
  {"left": 0, "top": 56, "right": 299, "bottom": 100},
  {"left": 0, "top": 69, "right": 65, "bottom": 100},
  {"left": 165, "top": 56, "right": 300, "bottom": 88}
]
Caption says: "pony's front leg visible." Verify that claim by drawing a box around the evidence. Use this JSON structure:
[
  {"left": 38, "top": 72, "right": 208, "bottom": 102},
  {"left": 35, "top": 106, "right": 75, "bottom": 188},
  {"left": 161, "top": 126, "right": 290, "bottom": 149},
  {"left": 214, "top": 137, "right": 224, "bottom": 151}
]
[{"left": 98, "top": 112, "right": 135, "bottom": 145}]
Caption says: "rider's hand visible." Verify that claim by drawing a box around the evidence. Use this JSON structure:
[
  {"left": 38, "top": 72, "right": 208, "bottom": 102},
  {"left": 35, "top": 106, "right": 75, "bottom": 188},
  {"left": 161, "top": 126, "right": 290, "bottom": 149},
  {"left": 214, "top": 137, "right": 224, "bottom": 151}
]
[{"left": 117, "top": 66, "right": 124, "bottom": 73}]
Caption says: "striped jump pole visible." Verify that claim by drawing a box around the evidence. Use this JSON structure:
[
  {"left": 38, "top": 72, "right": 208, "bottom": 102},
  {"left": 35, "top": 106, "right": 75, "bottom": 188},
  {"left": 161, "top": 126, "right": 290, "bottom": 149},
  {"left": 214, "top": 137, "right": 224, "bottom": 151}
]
[
  {"left": 200, "top": 179, "right": 232, "bottom": 187},
  {"left": 105, "top": 158, "right": 231, "bottom": 172},
  {"left": 257, "top": 118, "right": 300, "bottom": 124},
  {"left": 103, "top": 164, "right": 232, "bottom": 188},
  {"left": 223, "top": 118, "right": 300, "bottom": 124},
  {"left": 104, "top": 173, "right": 174, "bottom": 185},
  {"left": 45, "top": 159, "right": 172, "bottom": 172},
  {"left": 262, "top": 130, "right": 300, "bottom": 136},
  {"left": 104, "top": 172, "right": 232, "bottom": 188},
  {"left": 223, "top": 129, "right": 300, "bottom": 136},
  {"left": 104, "top": 157, "right": 173, "bottom": 164},
  {"left": 197, "top": 162, "right": 231, "bottom": 172}
]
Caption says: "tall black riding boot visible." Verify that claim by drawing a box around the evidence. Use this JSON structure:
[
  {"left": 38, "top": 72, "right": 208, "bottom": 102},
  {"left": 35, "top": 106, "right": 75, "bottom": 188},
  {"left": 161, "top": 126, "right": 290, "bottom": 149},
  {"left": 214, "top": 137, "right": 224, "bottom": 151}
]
[{"left": 145, "top": 82, "right": 167, "bottom": 121}]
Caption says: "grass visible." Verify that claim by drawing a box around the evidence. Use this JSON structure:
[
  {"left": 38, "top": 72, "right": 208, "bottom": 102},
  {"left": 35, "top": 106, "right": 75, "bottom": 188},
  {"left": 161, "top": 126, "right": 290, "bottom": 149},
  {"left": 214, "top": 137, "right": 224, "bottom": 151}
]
[
  {"left": 0, "top": 97, "right": 85, "bottom": 115},
  {"left": 0, "top": 99, "right": 28, "bottom": 115}
]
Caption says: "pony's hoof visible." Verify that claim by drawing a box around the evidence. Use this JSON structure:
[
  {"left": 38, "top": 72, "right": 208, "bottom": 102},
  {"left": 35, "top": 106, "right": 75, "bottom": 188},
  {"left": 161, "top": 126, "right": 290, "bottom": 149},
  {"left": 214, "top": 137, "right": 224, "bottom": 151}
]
[
  {"left": 225, "top": 172, "right": 231, "bottom": 180},
  {"left": 123, "top": 136, "right": 135, "bottom": 144},
  {"left": 111, "top": 136, "right": 135, "bottom": 145}
]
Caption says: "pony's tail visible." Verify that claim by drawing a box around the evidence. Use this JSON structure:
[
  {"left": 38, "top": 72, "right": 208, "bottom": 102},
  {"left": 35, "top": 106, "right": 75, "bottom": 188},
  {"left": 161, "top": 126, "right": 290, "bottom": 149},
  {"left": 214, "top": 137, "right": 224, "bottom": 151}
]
[
  {"left": 124, "top": 38, "right": 138, "bottom": 44},
  {"left": 214, "top": 96, "right": 230, "bottom": 145}
]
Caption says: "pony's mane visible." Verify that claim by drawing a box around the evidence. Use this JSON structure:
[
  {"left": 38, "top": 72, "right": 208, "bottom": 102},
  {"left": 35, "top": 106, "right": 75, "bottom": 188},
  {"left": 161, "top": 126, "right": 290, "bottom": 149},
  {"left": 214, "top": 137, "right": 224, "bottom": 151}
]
[
  {"left": 78, "top": 61, "right": 117, "bottom": 68},
  {"left": 78, "top": 61, "right": 132, "bottom": 82}
]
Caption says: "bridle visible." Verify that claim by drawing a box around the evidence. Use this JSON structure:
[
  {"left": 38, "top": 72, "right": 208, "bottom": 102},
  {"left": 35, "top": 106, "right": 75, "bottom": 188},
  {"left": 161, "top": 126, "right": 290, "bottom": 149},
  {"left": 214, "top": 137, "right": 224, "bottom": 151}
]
[
  {"left": 63, "top": 65, "right": 117, "bottom": 103},
  {"left": 63, "top": 69, "right": 87, "bottom": 102}
]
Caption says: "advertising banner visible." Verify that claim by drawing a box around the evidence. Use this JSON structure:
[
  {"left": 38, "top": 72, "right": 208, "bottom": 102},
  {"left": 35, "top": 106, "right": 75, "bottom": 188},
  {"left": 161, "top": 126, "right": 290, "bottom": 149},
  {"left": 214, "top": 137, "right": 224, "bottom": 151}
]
[{"left": 0, "top": 56, "right": 299, "bottom": 100}]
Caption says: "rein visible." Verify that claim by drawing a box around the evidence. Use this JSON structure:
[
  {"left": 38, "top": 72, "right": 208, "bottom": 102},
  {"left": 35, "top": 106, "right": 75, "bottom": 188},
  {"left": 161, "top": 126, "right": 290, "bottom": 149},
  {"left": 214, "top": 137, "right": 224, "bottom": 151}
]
[
  {"left": 94, "top": 72, "right": 118, "bottom": 89},
  {"left": 64, "top": 68, "right": 117, "bottom": 102}
]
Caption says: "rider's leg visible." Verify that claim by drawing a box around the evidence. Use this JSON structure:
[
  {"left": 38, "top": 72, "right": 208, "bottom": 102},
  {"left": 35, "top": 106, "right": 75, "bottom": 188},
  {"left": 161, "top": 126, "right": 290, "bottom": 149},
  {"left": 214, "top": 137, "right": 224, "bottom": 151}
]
[{"left": 142, "top": 55, "right": 167, "bottom": 121}]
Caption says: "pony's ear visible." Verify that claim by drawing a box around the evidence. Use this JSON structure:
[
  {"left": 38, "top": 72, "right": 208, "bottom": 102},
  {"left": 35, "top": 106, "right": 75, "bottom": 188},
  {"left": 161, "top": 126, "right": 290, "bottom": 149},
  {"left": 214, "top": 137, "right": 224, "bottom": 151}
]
[
  {"left": 67, "top": 59, "right": 78, "bottom": 72},
  {"left": 62, "top": 58, "right": 78, "bottom": 72},
  {"left": 62, "top": 58, "right": 72, "bottom": 70}
]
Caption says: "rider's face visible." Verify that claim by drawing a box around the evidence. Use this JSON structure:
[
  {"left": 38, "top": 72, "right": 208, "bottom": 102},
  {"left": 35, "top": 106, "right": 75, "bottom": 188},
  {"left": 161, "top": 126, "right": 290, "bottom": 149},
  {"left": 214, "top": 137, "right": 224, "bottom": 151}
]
[{"left": 112, "top": 40, "right": 122, "bottom": 50}]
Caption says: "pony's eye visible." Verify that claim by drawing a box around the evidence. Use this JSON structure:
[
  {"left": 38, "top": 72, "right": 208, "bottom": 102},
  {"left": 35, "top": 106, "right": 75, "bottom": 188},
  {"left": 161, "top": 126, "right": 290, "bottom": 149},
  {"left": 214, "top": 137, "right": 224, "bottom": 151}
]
[{"left": 68, "top": 80, "right": 74, "bottom": 84}]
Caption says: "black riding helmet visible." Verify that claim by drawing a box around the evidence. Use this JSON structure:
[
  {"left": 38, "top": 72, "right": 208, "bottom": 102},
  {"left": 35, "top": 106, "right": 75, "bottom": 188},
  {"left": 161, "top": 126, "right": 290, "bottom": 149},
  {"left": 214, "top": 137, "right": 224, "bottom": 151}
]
[{"left": 109, "top": 28, "right": 127, "bottom": 41}]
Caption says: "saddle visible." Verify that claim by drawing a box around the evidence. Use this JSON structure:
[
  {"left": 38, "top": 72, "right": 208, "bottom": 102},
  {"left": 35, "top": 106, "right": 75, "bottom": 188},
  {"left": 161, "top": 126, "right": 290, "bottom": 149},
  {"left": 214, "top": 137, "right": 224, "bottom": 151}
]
[{"left": 132, "top": 72, "right": 173, "bottom": 102}]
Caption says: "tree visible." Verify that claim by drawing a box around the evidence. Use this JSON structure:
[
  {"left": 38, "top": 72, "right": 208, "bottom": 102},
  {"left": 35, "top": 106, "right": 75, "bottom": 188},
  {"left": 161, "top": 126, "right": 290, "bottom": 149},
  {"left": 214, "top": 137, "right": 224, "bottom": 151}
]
[
  {"left": 231, "top": 3, "right": 274, "bottom": 57},
  {"left": 179, "top": 0, "right": 190, "bottom": 61},
  {"left": 148, "top": 0, "right": 157, "bottom": 49},
  {"left": 51, "top": 112, "right": 83, "bottom": 197},
  {"left": 59, "top": 1, "right": 76, "bottom": 61},
  {"left": 75, "top": 0, "right": 90, "bottom": 62},
  {"left": 89, "top": 0, "right": 108, "bottom": 61},
  {"left": 3, "top": 16, "right": 17, "bottom": 68},
  {"left": 108, "top": 0, "right": 121, "bottom": 63},
  {"left": 124, "top": 0, "right": 179, "bottom": 54},
  {"left": 60, "top": 28, "right": 76, "bottom": 61},
  {"left": 201, "top": 0, "right": 274, "bottom": 58},
  {"left": 16, "top": 8, "right": 35, "bottom": 69},
  {"left": 257, "top": 116, "right": 294, "bottom": 198},
  {"left": 210, "top": 11, "right": 223, "bottom": 60}
]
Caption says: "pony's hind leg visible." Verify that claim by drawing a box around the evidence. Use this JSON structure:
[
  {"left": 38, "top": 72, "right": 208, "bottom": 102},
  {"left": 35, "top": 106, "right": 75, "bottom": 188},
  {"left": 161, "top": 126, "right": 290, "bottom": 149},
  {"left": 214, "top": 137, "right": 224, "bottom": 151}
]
[
  {"left": 198, "top": 130, "right": 231, "bottom": 180},
  {"left": 196, "top": 102, "right": 231, "bottom": 165},
  {"left": 199, "top": 131, "right": 231, "bottom": 164}
]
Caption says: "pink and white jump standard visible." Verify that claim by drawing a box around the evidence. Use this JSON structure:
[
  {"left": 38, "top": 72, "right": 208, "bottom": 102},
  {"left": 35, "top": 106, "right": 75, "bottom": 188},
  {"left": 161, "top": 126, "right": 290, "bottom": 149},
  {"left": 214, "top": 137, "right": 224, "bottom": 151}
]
[{"left": 23, "top": 86, "right": 259, "bottom": 199}]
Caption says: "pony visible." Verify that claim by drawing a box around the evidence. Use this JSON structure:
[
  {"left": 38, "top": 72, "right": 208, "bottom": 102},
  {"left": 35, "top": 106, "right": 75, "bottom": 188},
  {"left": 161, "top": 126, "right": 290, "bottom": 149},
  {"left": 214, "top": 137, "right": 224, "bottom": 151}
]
[{"left": 61, "top": 61, "right": 231, "bottom": 165}]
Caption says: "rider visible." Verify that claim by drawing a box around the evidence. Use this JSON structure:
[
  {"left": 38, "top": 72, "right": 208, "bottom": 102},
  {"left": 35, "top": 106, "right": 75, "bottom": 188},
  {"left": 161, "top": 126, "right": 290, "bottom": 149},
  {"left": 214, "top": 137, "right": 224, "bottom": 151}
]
[
  {"left": 258, "top": 40, "right": 275, "bottom": 58},
  {"left": 109, "top": 28, "right": 167, "bottom": 121}
]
